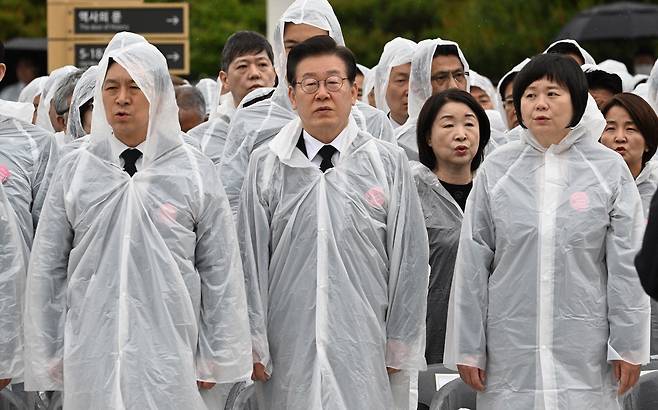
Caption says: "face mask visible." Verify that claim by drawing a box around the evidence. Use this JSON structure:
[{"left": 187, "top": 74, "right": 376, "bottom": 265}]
[{"left": 635, "top": 64, "right": 653, "bottom": 76}]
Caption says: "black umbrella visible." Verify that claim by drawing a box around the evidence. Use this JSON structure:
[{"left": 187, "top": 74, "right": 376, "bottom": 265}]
[{"left": 556, "top": 2, "right": 658, "bottom": 41}]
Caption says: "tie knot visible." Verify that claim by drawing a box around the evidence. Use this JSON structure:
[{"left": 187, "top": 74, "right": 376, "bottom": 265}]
[
  {"left": 120, "top": 148, "right": 142, "bottom": 177},
  {"left": 317, "top": 145, "right": 337, "bottom": 172}
]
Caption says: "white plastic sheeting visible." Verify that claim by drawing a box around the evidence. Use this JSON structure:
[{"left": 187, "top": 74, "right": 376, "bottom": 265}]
[
  {"left": 34, "top": 66, "right": 77, "bottom": 132},
  {"left": 373, "top": 37, "right": 417, "bottom": 115},
  {"left": 66, "top": 65, "right": 98, "bottom": 141}
]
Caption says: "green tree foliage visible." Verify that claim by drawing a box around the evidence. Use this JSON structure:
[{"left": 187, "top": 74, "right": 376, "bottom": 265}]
[{"left": 0, "top": 0, "right": 46, "bottom": 39}]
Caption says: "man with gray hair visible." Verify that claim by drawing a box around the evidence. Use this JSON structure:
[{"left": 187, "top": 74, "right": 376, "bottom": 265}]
[
  {"left": 51, "top": 69, "right": 83, "bottom": 147},
  {"left": 175, "top": 85, "right": 207, "bottom": 132}
]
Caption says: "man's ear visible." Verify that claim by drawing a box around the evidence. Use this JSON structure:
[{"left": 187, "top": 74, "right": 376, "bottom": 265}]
[
  {"left": 0, "top": 63, "right": 6, "bottom": 83},
  {"left": 288, "top": 85, "right": 297, "bottom": 110},
  {"left": 56, "top": 115, "right": 67, "bottom": 132},
  {"left": 219, "top": 71, "right": 230, "bottom": 93},
  {"left": 350, "top": 80, "right": 358, "bottom": 105}
]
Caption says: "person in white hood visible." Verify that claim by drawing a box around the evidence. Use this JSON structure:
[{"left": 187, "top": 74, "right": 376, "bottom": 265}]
[
  {"left": 238, "top": 34, "right": 428, "bottom": 410},
  {"left": 544, "top": 39, "right": 596, "bottom": 66},
  {"left": 219, "top": 0, "right": 395, "bottom": 215},
  {"left": 445, "top": 53, "right": 649, "bottom": 409},
  {"left": 24, "top": 32, "right": 252, "bottom": 409},
  {"left": 374, "top": 37, "right": 417, "bottom": 128}
]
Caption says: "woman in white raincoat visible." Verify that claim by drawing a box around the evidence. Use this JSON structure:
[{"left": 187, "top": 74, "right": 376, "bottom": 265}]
[
  {"left": 445, "top": 53, "right": 650, "bottom": 409},
  {"left": 411, "top": 89, "right": 490, "bottom": 365},
  {"left": 219, "top": 0, "right": 394, "bottom": 215},
  {"left": 600, "top": 92, "right": 658, "bottom": 356},
  {"left": 238, "top": 35, "right": 428, "bottom": 409},
  {"left": 24, "top": 33, "right": 252, "bottom": 410},
  {"left": 373, "top": 37, "right": 417, "bottom": 128}
]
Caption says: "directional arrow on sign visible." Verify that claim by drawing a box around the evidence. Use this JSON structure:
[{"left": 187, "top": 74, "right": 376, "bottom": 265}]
[
  {"left": 166, "top": 16, "right": 180, "bottom": 26},
  {"left": 167, "top": 52, "right": 181, "bottom": 62}
]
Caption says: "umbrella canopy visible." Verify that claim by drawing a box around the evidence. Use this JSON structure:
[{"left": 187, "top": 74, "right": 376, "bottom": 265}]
[{"left": 556, "top": 2, "right": 658, "bottom": 41}]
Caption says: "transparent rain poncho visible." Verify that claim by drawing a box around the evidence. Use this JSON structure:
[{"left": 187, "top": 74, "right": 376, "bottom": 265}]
[
  {"left": 635, "top": 160, "right": 658, "bottom": 356},
  {"left": 34, "top": 66, "right": 78, "bottom": 132},
  {"left": 0, "top": 112, "right": 57, "bottom": 383},
  {"left": 444, "top": 95, "right": 650, "bottom": 409},
  {"left": 395, "top": 39, "right": 470, "bottom": 161},
  {"left": 220, "top": 0, "right": 395, "bottom": 214},
  {"left": 361, "top": 64, "right": 377, "bottom": 105},
  {"left": 373, "top": 37, "right": 417, "bottom": 116},
  {"left": 495, "top": 58, "right": 529, "bottom": 132},
  {"left": 66, "top": 65, "right": 98, "bottom": 141},
  {"left": 238, "top": 116, "right": 429, "bottom": 409},
  {"left": 24, "top": 33, "right": 252, "bottom": 409},
  {"left": 0, "top": 100, "right": 34, "bottom": 123},
  {"left": 196, "top": 78, "right": 219, "bottom": 117},
  {"left": 17, "top": 76, "right": 47, "bottom": 105},
  {"left": 544, "top": 39, "right": 596, "bottom": 65},
  {"left": 0, "top": 183, "right": 28, "bottom": 382},
  {"left": 598, "top": 60, "right": 635, "bottom": 92},
  {"left": 470, "top": 70, "right": 506, "bottom": 133}
]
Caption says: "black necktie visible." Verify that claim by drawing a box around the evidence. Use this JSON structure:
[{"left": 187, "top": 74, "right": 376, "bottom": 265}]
[
  {"left": 120, "top": 148, "right": 142, "bottom": 177},
  {"left": 318, "top": 145, "right": 337, "bottom": 172}
]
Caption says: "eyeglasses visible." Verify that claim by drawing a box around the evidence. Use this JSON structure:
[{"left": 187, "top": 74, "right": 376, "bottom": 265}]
[
  {"left": 294, "top": 76, "right": 349, "bottom": 94},
  {"left": 431, "top": 70, "right": 469, "bottom": 86}
]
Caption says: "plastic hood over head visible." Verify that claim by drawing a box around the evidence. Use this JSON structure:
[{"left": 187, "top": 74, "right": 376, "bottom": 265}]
[
  {"left": 469, "top": 70, "right": 497, "bottom": 104},
  {"left": 356, "top": 63, "right": 370, "bottom": 77},
  {"left": 89, "top": 31, "right": 182, "bottom": 168},
  {"left": 646, "top": 59, "right": 658, "bottom": 113},
  {"left": 196, "top": 78, "right": 219, "bottom": 116},
  {"left": 374, "top": 37, "right": 417, "bottom": 114},
  {"left": 66, "top": 65, "right": 98, "bottom": 140},
  {"left": 272, "top": 0, "right": 344, "bottom": 94},
  {"left": 544, "top": 39, "right": 595, "bottom": 65},
  {"left": 18, "top": 76, "right": 48, "bottom": 104},
  {"left": 597, "top": 59, "right": 635, "bottom": 92},
  {"left": 35, "top": 66, "right": 78, "bottom": 132},
  {"left": 361, "top": 64, "right": 377, "bottom": 104},
  {"left": 408, "top": 38, "right": 469, "bottom": 119},
  {"left": 495, "top": 58, "right": 530, "bottom": 130}
]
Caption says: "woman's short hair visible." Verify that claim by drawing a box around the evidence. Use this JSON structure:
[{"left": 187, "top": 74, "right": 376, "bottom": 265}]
[
  {"left": 601, "top": 92, "right": 658, "bottom": 166},
  {"left": 416, "top": 89, "right": 491, "bottom": 172},
  {"left": 512, "top": 53, "right": 588, "bottom": 129}
]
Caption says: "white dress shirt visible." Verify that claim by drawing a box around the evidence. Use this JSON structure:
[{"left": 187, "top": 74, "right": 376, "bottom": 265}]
[
  {"left": 108, "top": 135, "right": 146, "bottom": 171},
  {"left": 303, "top": 126, "right": 351, "bottom": 168}
]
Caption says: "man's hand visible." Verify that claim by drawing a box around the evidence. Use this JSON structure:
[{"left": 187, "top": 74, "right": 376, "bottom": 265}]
[
  {"left": 0, "top": 378, "right": 11, "bottom": 390},
  {"left": 252, "top": 363, "right": 269, "bottom": 382},
  {"left": 386, "top": 367, "right": 400, "bottom": 375},
  {"left": 613, "top": 360, "right": 640, "bottom": 395},
  {"left": 457, "top": 364, "right": 486, "bottom": 392},
  {"left": 197, "top": 381, "right": 216, "bottom": 390}
]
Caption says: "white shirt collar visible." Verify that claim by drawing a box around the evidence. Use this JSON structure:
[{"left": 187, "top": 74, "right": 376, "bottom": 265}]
[
  {"left": 303, "top": 125, "right": 351, "bottom": 164},
  {"left": 108, "top": 135, "right": 146, "bottom": 166}
]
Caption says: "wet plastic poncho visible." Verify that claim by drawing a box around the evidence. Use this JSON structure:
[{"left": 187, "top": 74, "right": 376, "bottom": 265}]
[
  {"left": 66, "top": 65, "right": 98, "bottom": 141},
  {"left": 395, "top": 39, "right": 469, "bottom": 161},
  {"left": 220, "top": 0, "right": 394, "bottom": 214},
  {"left": 544, "top": 39, "right": 596, "bottom": 65},
  {"left": 495, "top": 58, "right": 529, "bottom": 132},
  {"left": 196, "top": 78, "right": 219, "bottom": 117},
  {"left": 444, "top": 96, "right": 650, "bottom": 409},
  {"left": 411, "top": 161, "right": 463, "bottom": 365},
  {"left": 469, "top": 71, "right": 496, "bottom": 107},
  {"left": 598, "top": 59, "right": 635, "bottom": 92},
  {"left": 24, "top": 33, "right": 252, "bottom": 409},
  {"left": 361, "top": 64, "right": 377, "bottom": 105},
  {"left": 238, "top": 116, "right": 429, "bottom": 409},
  {"left": 0, "top": 100, "right": 34, "bottom": 123},
  {"left": 0, "top": 113, "right": 57, "bottom": 382},
  {"left": 373, "top": 37, "right": 417, "bottom": 116},
  {"left": 34, "top": 66, "right": 78, "bottom": 132},
  {"left": 470, "top": 70, "right": 507, "bottom": 133},
  {"left": 17, "top": 76, "right": 47, "bottom": 105}
]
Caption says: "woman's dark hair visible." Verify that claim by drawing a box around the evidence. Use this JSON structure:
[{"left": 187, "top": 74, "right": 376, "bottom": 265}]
[
  {"left": 512, "top": 53, "right": 588, "bottom": 129},
  {"left": 416, "top": 89, "right": 491, "bottom": 172},
  {"left": 601, "top": 92, "right": 658, "bottom": 166},
  {"left": 286, "top": 35, "right": 357, "bottom": 86}
]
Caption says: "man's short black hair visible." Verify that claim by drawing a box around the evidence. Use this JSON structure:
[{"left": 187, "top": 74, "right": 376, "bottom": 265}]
[
  {"left": 585, "top": 70, "right": 622, "bottom": 95},
  {"left": 546, "top": 41, "right": 585, "bottom": 63},
  {"left": 513, "top": 53, "right": 588, "bottom": 129},
  {"left": 286, "top": 35, "right": 357, "bottom": 86},
  {"left": 433, "top": 44, "right": 459, "bottom": 59},
  {"left": 416, "top": 89, "right": 490, "bottom": 172},
  {"left": 221, "top": 31, "right": 274, "bottom": 72}
]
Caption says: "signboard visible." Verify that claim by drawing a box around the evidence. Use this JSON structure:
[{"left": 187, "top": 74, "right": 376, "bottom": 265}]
[
  {"left": 74, "top": 42, "right": 186, "bottom": 70},
  {"left": 73, "top": 6, "right": 186, "bottom": 35}
]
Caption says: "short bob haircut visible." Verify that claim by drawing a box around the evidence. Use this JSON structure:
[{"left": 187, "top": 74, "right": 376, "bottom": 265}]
[
  {"left": 286, "top": 35, "right": 357, "bottom": 86},
  {"left": 513, "top": 53, "right": 588, "bottom": 129},
  {"left": 601, "top": 92, "right": 658, "bottom": 167},
  {"left": 416, "top": 89, "right": 491, "bottom": 172}
]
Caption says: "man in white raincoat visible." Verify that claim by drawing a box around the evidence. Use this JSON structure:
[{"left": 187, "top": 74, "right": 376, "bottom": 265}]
[
  {"left": 219, "top": 0, "right": 395, "bottom": 214},
  {"left": 0, "top": 45, "right": 59, "bottom": 391},
  {"left": 34, "top": 65, "right": 78, "bottom": 133},
  {"left": 373, "top": 37, "right": 417, "bottom": 129},
  {"left": 238, "top": 35, "right": 429, "bottom": 409},
  {"left": 24, "top": 33, "right": 252, "bottom": 410},
  {"left": 445, "top": 54, "right": 649, "bottom": 409}
]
